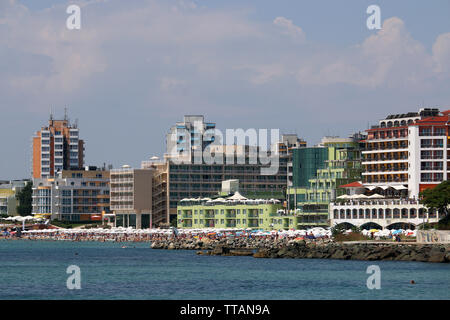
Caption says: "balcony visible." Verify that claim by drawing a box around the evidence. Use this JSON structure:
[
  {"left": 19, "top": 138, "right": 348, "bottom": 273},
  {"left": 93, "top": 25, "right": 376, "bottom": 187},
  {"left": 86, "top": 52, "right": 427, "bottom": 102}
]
[
  {"left": 421, "top": 166, "right": 443, "bottom": 171},
  {"left": 421, "top": 145, "right": 444, "bottom": 149}
]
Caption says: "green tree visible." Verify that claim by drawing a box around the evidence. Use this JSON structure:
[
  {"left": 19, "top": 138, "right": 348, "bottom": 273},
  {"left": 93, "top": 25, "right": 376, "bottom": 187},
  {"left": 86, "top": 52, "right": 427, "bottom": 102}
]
[
  {"left": 16, "top": 181, "right": 33, "bottom": 216},
  {"left": 420, "top": 180, "right": 450, "bottom": 226}
]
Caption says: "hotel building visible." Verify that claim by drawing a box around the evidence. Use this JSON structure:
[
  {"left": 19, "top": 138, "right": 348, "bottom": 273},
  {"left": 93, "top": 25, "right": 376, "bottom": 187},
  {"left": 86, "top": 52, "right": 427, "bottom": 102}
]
[
  {"left": 32, "top": 167, "right": 110, "bottom": 221},
  {"left": 110, "top": 166, "right": 154, "bottom": 229},
  {"left": 32, "top": 113, "right": 84, "bottom": 178},
  {"left": 330, "top": 107, "right": 449, "bottom": 229},
  {"left": 176, "top": 181, "right": 285, "bottom": 230},
  {"left": 408, "top": 110, "right": 450, "bottom": 198}
]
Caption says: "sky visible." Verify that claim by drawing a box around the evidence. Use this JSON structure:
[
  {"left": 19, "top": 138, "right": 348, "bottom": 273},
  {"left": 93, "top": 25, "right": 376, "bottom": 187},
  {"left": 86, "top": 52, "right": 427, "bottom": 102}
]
[{"left": 1, "top": 0, "right": 450, "bottom": 180}]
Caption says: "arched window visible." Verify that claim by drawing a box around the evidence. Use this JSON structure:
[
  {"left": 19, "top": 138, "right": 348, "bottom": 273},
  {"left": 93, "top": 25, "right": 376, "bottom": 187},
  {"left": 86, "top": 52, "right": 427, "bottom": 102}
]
[{"left": 372, "top": 208, "right": 377, "bottom": 219}]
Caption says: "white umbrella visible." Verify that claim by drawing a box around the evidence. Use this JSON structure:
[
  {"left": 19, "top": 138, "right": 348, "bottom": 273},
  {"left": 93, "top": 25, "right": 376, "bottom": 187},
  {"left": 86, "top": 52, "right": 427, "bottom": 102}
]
[{"left": 227, "top": 191, "right": 248, "bottom": 201}]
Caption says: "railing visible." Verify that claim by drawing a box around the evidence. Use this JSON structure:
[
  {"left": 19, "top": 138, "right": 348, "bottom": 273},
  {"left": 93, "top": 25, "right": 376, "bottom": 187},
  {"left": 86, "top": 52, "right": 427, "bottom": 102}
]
[
  {"left": 421, "top": 145, "right": 444, "bottom": 148},
  {"left": 332, "top": 199, "right": 420, "bottom": 206},
  {"left": 421, "top": 167, "right": 443, "bottom": 171},
  {"left": 421, "top": 178, "right": 443, "bottom": 182},
  {"left": 421, "top": 156, "right": 443, "bottom": 159},
  {"left": 363, "top": 157, "right": 407, "bottom": 162},
  {"left": 419, "top": 132, "right": 446, "bottom": 136}
]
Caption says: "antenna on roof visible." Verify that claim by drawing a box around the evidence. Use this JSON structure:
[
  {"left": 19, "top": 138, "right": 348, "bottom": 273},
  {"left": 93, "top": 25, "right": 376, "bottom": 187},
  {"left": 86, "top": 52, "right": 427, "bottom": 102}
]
[
  {"left": 50, "top": 107, "right": 53, "bottom": 121},
  {"left": 64, "top": 107, "right": 68, "bottom": 121}
]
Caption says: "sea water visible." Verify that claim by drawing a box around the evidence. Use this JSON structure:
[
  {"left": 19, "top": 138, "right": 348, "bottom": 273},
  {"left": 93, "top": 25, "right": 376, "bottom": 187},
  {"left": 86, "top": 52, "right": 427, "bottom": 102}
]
[{"left": 0, "top": 240, "right": 448, "bottom": 300}]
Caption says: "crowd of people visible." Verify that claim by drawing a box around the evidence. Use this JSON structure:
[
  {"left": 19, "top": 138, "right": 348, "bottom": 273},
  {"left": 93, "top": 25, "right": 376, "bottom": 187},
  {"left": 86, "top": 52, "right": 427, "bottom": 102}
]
[{"left": 0, "top": 226, "right": 332, "bottom": 244}]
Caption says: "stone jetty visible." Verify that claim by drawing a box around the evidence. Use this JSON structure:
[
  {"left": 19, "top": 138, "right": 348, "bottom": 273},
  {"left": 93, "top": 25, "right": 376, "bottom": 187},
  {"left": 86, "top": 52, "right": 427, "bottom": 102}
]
[{"left": 150, "top": 238, "right": 450, "bottom": 263}]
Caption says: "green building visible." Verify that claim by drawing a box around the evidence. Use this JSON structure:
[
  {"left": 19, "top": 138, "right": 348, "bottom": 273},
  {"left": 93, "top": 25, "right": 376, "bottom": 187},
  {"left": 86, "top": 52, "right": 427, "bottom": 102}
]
[
  {"left": 292, "top": 147, "right": 328, "bottom": 188},
  {"left": 287, "top": 136, "right": 363, "bottom": 228},
  {"left": 176, "top": 198, "right": 288, "bottom": 230}
]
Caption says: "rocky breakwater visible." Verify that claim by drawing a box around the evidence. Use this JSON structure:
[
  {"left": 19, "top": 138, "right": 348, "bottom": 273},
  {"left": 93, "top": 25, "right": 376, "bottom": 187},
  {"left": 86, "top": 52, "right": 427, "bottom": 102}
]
[
  {"left": 150, "top": 236, "right": 293, "bottom": 254},
  {"left": 150, "top": 238, "right": 450, "bottom": 262},
  {"left": 254, "top": 241, "right": 450, "bottom": 263}
]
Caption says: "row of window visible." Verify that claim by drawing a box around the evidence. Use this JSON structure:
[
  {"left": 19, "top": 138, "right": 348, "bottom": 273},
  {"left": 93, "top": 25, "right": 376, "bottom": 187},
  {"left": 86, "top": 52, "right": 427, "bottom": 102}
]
[
  {"left": 179, "top": 208, "right": 265, "bottom": 215},
  {"left": 180, "top": 219, "right": 265, "bottom": 225}
]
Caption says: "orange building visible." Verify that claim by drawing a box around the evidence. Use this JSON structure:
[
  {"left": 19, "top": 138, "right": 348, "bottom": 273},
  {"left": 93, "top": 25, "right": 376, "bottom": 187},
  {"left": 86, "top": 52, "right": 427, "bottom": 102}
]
[{"left": 32, "top": 114, "right": 84, "bottom": 178}]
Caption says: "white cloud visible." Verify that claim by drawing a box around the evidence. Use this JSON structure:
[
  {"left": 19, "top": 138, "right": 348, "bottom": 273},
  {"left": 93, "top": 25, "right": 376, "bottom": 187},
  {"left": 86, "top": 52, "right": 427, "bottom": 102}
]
[
  {"left": 432, "top": 32, "right": 450, "bottom": 74},
  {"left": 295, "top": 17, "right": 445, "bottom": 89},
  {"left": 273, "top": 16, "right": 305, "bottom": 42}
]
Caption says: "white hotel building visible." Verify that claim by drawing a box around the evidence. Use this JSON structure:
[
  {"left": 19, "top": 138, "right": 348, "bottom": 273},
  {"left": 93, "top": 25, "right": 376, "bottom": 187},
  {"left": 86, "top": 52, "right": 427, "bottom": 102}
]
[{"left": 330, "top": 108, "right": 449, "bottom": 229}]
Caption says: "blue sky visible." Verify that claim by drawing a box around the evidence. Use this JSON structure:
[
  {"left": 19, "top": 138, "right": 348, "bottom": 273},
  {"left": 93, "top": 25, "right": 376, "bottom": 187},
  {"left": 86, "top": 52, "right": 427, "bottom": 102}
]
[{"left": 1, "top": 0, "right": 450, "bottom": 179}]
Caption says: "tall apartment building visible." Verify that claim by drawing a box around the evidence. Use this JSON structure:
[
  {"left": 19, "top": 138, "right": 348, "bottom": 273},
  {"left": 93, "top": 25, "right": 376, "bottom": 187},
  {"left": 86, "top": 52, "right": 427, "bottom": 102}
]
[
  {"left": 141, "top": 158, "right": 169, "bottom": 226},
  {"left": 362, "top": 108, "right": 447, "bottom": 197},
  {"left": 32, "top": 167, "right": 110, "bottom": 221},
  {"left": 166, "top": 115, "right": 216, "bottom": 160},
  {"left": 408, "top": 110, "right": 450, "bottom": 198},
  {"left": 32, "top": 113, "right": 84, "bottom": 178},
  {"left": 110, "top": 166, "right": 154, "bottom": 229},
  {"left": 278, "top": 134, "right": 307, "bottom": 187}
]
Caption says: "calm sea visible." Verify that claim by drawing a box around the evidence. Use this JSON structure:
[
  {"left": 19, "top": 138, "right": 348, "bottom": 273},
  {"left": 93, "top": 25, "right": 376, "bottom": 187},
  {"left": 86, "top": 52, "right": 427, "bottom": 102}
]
[{"left": 0, "top": 239, "right": 448, "bottom": 300}]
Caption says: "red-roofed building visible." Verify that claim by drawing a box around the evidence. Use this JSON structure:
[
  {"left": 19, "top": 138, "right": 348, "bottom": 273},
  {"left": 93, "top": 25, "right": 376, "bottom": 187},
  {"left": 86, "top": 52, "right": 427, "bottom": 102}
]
[
  {"left": 361, "top": 107, "right": 449, "bottom": 198},
  {"left": 408, "top": 109, "right": 450, "bottom": 197},
  {"left": 330, "top": 108, "right": 448, "bottom": 230}
]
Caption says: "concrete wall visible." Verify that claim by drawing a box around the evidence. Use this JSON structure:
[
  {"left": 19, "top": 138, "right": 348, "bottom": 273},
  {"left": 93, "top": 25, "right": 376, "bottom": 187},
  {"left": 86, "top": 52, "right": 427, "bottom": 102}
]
[{"left": 417, "top": 230, "right": 450, "bottom": 243}]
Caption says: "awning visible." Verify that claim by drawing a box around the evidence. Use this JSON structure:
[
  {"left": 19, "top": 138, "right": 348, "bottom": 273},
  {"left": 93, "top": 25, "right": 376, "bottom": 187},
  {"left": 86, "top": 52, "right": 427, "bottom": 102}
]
[
  {"left": 227, "top": 191, "right": 248, "bottom": 201},
  {"left": 392, "top": 185, "right": 408, "bottom": 190}
]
